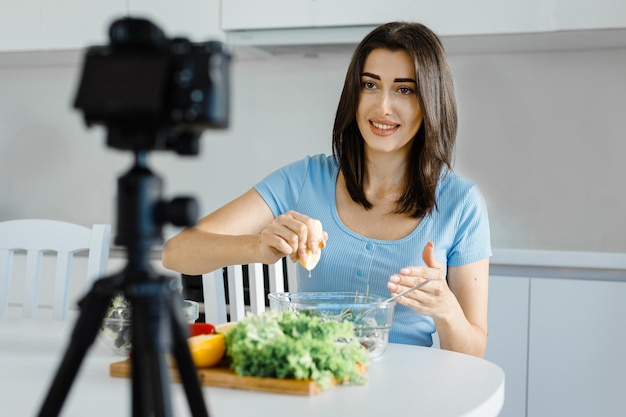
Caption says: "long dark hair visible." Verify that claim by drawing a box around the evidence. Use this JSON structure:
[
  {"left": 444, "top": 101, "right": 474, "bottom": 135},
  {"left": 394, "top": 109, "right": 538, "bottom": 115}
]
[{"left": 332, "top": 22, "right": 457, "bottom": 218}]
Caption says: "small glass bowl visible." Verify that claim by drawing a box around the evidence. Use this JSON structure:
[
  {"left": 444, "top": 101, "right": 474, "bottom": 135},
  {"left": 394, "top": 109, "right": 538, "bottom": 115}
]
[{"left": 99, "top": 299, "right": 199, "bottom": 355}]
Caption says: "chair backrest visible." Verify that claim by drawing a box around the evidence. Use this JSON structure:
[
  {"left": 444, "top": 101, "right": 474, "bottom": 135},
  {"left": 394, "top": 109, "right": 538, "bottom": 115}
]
[
  {"left": 0, "top": 219, "right": 111, "bottom": 320},
  {"left": 202, "top": 258, "right": 297, "bottom": 324}
]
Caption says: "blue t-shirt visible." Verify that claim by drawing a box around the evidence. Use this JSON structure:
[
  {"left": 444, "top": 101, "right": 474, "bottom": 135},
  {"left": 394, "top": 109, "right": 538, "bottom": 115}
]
[{"left": 254, "top": 154, "right": 491, "bottom": 346}]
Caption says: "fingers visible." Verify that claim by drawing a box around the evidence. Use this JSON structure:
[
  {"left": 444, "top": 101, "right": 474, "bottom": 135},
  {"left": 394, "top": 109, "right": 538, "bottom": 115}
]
[
  {"left": 387, "top": 274, "right": 431, "bottom": 294},
  {"left": 266, "top": 211, "right": 326, "bottom": 262},
  {"left": 301, "top": 216, "right": 324, "bottom": 254},
  {"left": 422, "top": 241, "right": 444, "bottom": 270},
  {"left": 259, "top": 227, "right": 294, "bottom": 260},
  {"left": 387, "top": 242, "right": 444, "bottom": 294},
  {"left": 290, "top": 214, "right": 324, "bottom": 262}
]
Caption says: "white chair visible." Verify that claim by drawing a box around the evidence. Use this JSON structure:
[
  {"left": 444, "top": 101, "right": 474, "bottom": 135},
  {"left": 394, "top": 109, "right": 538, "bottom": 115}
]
[
  {"left": 202, "top": 258, "right": 297, "bottom": 324},
  {"left": 0, "top": 219, "right": 111, "bottom": 320}
]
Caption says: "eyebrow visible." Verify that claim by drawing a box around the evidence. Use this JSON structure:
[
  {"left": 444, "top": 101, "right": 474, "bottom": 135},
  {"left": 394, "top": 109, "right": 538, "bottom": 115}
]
[{"left": 361, "top": 72, "right": 416, "bottom": 84}]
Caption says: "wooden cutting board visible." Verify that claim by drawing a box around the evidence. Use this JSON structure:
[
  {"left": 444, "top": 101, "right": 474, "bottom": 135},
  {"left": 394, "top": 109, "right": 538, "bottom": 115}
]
[{"left": 110, "top": 359, "right": 324, "bottom": 396}]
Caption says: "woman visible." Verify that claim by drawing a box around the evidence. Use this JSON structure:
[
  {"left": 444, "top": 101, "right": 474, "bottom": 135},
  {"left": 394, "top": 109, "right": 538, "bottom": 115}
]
[{"left": 162, "top": 22, "right": 491, "bottom": 357}]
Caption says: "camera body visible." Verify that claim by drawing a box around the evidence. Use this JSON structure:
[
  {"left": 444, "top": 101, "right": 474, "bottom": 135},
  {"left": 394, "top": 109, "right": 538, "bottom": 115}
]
[{"left": 74, "top": 17, "right": 230, "bottom": 154}]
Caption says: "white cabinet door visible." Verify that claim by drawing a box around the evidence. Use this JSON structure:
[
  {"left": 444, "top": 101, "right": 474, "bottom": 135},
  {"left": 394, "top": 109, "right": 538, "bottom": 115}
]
[
  {"left": 0, "top": 0, "right": 42, "bottom": 51},
  {"left": 40, "top": 0, "right": 125, "bottom": 50},
  {"left": 313, "top": 0, "right": 550, "bottom": 35},
  {"left": 0, "top": 0, "right": 125, "bottom": 52},
  {"left": 129, "top": 0, "right": 224, "bottom": 41},
  {"left": 0, "top": 0, "right": 221, "bottom": 52},
  {"left": 484, "top": 275, "right": 530, "bottom": 417},
  {"left": 527, "top": 278, "right": 626, "bottom": 417},
  {"left": 221, "top": 0, "right": 314, "bottom": 30},
  {"left": 222, "top": 0, "right": 553, "bottom": 35},
  {"left": 555, "top": 0, "right": 626, "bottom": 30}
]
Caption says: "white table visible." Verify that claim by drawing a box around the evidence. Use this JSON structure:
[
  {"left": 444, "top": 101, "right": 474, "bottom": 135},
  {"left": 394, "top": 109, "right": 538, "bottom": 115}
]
[{"left": 0, "top": 317, "right": 504, "bottom": 417}]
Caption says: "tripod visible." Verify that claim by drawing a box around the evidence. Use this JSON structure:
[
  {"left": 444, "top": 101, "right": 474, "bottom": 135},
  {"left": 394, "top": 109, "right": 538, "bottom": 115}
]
[{"left": 37, "top": 150, "right": 210, "bottom": 417}]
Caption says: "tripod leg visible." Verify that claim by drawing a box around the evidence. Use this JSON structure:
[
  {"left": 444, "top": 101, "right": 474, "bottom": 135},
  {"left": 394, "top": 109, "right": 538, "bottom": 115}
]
[
  {"left": 128, "top": 278, "right": 175, "bottom": 417},
  {"left": 131, "top": 351, "right": 172, "bottom": 417},
  {"left": 167, "top": 293, "right": 210, "bottom": 417},
  {"left": 38, "top": 275, "right": 122, "bottom": 417}
]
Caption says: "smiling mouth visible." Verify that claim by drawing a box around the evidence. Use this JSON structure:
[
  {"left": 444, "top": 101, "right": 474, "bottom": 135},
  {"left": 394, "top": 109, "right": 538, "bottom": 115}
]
[{"left": 371, "top": 121, "right": 399, "bottom": 131}]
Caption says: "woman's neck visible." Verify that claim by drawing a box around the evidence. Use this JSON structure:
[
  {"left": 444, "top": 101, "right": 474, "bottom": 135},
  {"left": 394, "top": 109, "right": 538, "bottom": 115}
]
[{"left": 363, "top": 151, "right": 408, "bottom": 199}]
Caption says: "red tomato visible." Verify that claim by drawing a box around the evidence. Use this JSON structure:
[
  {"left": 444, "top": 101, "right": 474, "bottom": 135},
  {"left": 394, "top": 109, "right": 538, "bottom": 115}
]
[{"left": 188, "top": 322, "right": 216, "bottom": 337}]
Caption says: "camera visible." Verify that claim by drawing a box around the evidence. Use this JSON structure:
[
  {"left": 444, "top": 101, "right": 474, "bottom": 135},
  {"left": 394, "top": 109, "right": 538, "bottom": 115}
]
[{"left": 74, "top": 17, "right": 231, "bottom": 155}]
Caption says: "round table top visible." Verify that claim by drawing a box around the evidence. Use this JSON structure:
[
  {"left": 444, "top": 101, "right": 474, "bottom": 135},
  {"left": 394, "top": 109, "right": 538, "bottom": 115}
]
[{"left": 0, "top": 317, "right": 504, "bottom": 417}]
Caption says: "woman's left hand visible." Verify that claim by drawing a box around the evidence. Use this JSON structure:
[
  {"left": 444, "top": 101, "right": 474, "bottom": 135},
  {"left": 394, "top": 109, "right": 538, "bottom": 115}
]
[{"left": 386, "top": 241, "right": 460, "bottom": 319}]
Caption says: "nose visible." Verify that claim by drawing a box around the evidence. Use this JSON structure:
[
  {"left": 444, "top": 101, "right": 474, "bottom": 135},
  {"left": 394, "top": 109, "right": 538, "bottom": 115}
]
[{"left": 378, "top": 90, "right": 393, "bottom": 115}]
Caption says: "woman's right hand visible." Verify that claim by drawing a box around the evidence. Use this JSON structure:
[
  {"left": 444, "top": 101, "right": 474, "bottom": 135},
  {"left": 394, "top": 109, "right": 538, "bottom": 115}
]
[
  {"left": 259, "top": 210, "right": 328, "bottom": 264},
  {"left": 163, "top": 190, "right": 326, "bottom": 275}
]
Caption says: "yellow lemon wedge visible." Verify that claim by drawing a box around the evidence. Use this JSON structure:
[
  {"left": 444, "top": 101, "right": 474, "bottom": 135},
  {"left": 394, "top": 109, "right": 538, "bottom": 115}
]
[
  {"left": 298, "top": 248, "right": 322, "bottom": 271},
  {"left": 214, "top": 321, "right": 238, "bottom": 335},
  {"left": 188, "top": 333, "right": 225, "bottom": 368},
  {"left": 297, "top": 220, "right": 324, "bottom": 271}
]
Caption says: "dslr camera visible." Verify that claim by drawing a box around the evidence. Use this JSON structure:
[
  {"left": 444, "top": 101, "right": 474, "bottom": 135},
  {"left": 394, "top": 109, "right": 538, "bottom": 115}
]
[{"left": 74, "top": 17, "right": 230, "bottom": 155}]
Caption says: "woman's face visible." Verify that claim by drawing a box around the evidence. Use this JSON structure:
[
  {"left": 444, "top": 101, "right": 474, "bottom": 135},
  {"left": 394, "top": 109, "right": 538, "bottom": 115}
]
[{"left": 356, "top": 48, "right": 423, "bottom": 156}]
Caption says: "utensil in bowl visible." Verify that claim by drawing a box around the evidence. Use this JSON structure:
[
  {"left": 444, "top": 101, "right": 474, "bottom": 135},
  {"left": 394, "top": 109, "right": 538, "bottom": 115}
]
[
  {"left": 350, "top": 278, "right": 432, "bottom": 324},
  {"left": 342, "top": 278, "right": 432, "bottom": 328},
  {"left": 383, "top": 278, "right": 432, "bottom": 304}
]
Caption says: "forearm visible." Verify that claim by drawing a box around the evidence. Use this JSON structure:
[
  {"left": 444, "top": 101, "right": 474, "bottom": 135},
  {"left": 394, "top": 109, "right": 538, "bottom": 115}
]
[
  {"left": 162, "top": 227, "right": 263, "bottom": 275},
  {"left": 434, "top": 306, "right": 488, "bottom": 358}
]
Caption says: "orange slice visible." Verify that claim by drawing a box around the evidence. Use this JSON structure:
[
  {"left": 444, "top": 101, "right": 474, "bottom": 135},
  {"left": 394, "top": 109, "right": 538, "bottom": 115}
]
[
  {"left": 297, "top": 220, "right": 324, "bottom": 271},
  {"left": 188, "top": 333, "right": 226, "bottom": 368}
]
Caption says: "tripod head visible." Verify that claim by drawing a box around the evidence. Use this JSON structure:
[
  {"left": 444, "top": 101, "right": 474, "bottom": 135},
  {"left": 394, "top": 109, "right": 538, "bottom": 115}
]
[{"left": 73, "top": 17, "right": 231, "bottom": 251}]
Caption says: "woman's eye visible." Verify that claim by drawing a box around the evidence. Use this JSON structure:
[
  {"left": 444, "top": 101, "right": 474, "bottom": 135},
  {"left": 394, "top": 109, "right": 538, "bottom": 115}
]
[
  {"left": 362, "top": 81, "right": 377, "bottom": 90},
  {"left": 398, "top": 86, "right": 414, "bottom": 95}
]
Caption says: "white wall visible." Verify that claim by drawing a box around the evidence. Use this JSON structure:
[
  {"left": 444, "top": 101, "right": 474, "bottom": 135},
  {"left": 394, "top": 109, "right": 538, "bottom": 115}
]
[
  {"left": 0, "top": 20, "right": 625, "bottom": 253},
  {"left": 450, "top": 47, "right": 626, "bottom": 252}
]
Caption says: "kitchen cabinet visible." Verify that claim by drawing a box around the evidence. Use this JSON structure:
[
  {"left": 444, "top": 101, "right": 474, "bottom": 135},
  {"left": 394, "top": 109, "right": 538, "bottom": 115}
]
[
  {"left": 0, "top": 0, "right": 221, "bottom": 53},
  {"left": 221, "top": 0, "right": 626, "bottom": 54},
  {"left": 484, "top": 275, "right": 530, "bottom": 417},
  {"left": 40, "top": 0, "right": 125, "bottom": 50},
  {"left": 554, "top": 0, "right": 626, "bottom": 30},
  {"left": 527, "top": 278, "right": 626, "bottom": 417},
  {"left": 221, "top": 0, "right": 549, "bottom": 34},
  {"left": 0, "top": 1, "right": 41, "bottom": 51},
  {"left": 221, "top": 0, "right": 626, "bottom": 34},
  {"left": 128, "top": 0, "right": 223, "bottom": 42},
  {"left": 486, "top": 249, "right": 626, "bottom": 417},
  {"left": 0, "top": 0, "right": 124, "bottom": 52}
]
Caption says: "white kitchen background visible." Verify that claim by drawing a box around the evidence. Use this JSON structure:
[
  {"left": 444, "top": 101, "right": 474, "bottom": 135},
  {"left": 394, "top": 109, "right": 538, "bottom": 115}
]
[{"left": 1, "top": 1, "right": 625, "bottom": 416}]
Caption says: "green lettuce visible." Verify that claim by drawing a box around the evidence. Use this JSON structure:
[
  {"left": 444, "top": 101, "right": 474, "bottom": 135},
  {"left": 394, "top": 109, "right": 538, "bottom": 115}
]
[{"left": 225, "top": 311, "right": 370, "bottom": 389}]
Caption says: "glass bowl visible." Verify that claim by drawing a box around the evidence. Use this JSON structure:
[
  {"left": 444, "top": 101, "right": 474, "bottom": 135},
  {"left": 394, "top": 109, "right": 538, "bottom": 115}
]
[
  {"left": 99, "top": 299, "right": 200, "bottom": 355},
  {"left": 268, "top": 292, "right": 395, "bottom": 358}
]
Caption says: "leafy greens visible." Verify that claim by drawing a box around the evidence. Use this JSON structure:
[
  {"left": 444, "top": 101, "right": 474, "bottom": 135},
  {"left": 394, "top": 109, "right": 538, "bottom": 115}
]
[{"left": 225, "top": 311, "right": 370, "bottom": 389}]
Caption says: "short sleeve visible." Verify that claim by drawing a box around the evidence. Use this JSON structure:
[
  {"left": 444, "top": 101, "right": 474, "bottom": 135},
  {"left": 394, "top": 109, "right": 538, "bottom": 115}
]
[
  {"left": 253, "top": 157, "right": 311, "bottom": 217},
  {"left": 447, "top": 185, "right": 492, "bottom": 266}
]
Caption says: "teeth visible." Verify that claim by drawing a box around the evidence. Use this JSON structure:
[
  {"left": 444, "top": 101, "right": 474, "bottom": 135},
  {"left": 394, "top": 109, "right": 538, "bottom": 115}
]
[{"left": 372, "top": 121, "right": 397, "bottom": 130}]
